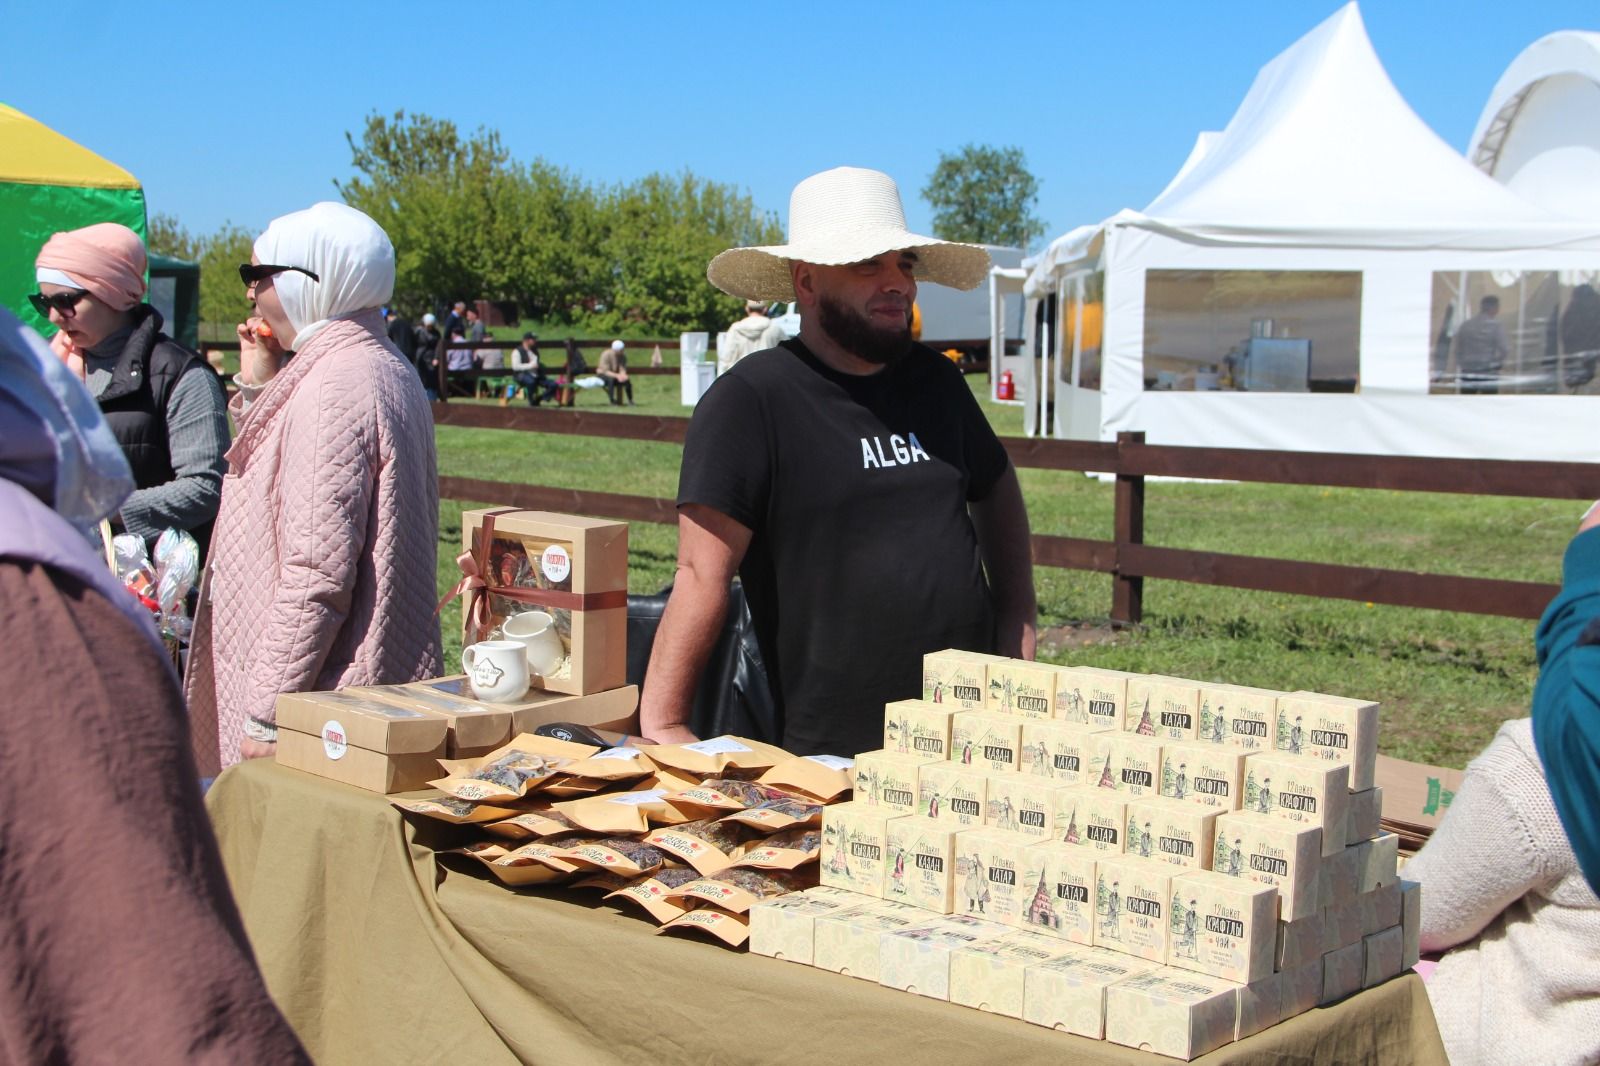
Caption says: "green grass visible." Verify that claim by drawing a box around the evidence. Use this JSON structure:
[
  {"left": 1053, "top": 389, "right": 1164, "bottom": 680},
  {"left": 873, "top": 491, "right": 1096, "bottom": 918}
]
[{"left": 432, "top": 376, "right": 1576, "bottom": 770}]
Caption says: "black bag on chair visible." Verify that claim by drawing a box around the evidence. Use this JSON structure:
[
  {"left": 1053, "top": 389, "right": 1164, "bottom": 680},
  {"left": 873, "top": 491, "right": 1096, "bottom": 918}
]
[{"left": 626, "top": 582, "right": 779, "bottom": 744}]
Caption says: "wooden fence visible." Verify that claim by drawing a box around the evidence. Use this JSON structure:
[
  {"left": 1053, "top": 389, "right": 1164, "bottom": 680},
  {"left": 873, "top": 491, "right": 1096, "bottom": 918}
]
[{"left": 433, "top": 402, "right": 1600, "bottom": 624}]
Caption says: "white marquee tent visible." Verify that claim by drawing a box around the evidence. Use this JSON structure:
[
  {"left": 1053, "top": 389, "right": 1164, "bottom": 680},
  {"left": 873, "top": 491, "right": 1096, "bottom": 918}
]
[{"left": 1019, "top": 3, "right": 1600, "bottom": 461}]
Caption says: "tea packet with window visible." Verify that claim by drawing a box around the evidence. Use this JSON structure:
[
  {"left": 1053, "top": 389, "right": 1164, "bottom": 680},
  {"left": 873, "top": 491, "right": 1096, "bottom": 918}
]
[
  {"left": 720, "top": 796, "right": 825, "bottom": 833},
  {"left": 559, "top": 836, "right": 671, "bottom": 878},
  {"left": 482, "top": 807, "right": 581, "bottom": 841},
  {"left": 659, "top": 906, "right": 750, "bottom": 948},
  {"left": 390, "top": 794, "right": 522, "bottom": 826},
  {"left": 665, "top": 778, "right": 802, "bottom": 817},
  {"left": 645, "top": 735, "right": 793, "bottom": 779},
  {"left": 606, "top": 865, "right": 703, "bottom": 923},
  {"left": 665, "top": 868, "right": 809, "bottom": 914},
  {"left": 553, "top": 787, "right": 687, "bottom": 834},
  {"left": 431, "top": 734, "right": 597, "bottom": 802},
  {"left": 451, "top": 839, "right": 579, "bottom": 886},
  {"left": 538, "top": 746, "right": 661, "bottom": 796},
  {"left": 730, "top": 828, "right": 823, "bottom": 871},
  {"left": 571, "top": 870, "right": 633, "bottom": 893},
  {"left": 645, "top": 817, "right": 755, "bottom": 875},
  {"left": 759, "top": 754, "right": 855, "bottom": 802}
]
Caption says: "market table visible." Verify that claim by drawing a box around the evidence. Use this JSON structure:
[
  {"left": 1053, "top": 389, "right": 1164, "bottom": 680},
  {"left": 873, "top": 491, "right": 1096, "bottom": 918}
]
[{"left": 207, "top": 759, "right": 1450, "bottom": 1066}]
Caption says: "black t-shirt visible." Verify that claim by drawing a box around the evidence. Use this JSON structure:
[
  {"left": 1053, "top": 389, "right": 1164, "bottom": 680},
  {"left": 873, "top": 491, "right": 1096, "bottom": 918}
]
[{"left": 678, "top": 339, "right": 1011, "bottom": 757}]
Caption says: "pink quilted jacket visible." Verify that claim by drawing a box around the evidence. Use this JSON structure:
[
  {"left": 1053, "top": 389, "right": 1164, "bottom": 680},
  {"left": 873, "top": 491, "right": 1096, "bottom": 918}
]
[{"left": 185, "top": 312, "right": 442, "bottom": 774}]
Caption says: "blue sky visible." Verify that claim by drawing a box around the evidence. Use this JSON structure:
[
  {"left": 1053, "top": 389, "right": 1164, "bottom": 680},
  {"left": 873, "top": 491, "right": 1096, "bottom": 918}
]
[{"left": 5, "top": 1, "right": 1594, "bottom": 249}]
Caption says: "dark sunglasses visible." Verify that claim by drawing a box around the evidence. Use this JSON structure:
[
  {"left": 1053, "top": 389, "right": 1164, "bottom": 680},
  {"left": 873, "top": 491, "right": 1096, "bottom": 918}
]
[
  {"left": 28, "top": 289, "right": 90, "bottom": 317},
  {"left": 239, "top": 263, "right": 321, "bottom": 286}
]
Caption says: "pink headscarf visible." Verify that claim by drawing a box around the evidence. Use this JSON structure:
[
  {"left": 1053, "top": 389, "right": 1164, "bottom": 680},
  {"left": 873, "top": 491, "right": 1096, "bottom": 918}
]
[{"left": 35, "top": 223, "right": 148, "bottom": 312}]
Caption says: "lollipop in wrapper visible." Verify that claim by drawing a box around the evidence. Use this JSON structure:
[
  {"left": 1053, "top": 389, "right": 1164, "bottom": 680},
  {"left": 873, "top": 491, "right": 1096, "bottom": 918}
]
[
  {"left": 112, "top": 534, "right": 161, "bottom": 614},
  {"left": 151, "top": 529, "right": 200, "bottom": 642}
]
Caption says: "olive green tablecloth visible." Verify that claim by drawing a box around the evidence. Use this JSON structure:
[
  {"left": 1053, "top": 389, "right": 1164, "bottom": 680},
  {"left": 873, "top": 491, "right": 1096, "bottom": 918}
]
[{"left": 207, "top": 759, "right": 1449, "bottom": 1066}]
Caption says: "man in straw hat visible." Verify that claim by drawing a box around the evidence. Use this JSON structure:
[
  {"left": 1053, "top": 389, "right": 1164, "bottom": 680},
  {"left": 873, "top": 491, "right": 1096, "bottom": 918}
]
[{"left": 640, "top": 166, "right": 1036, "bottom": 757}]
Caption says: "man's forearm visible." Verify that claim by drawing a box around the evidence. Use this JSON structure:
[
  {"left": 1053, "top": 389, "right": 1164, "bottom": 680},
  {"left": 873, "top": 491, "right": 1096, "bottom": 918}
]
[
  {"left": 973, "top": 465, "right": 1038, "bottom": 659},
  {"left": 638, "top": 571, "right": 731, "bottom": 741}
]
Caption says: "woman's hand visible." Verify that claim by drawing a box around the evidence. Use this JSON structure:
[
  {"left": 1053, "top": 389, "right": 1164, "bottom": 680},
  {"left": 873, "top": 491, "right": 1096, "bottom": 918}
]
[
  {"left": 50, "top": 329, "right": 86, "bottom": 381},
  {"left": 239, "top": 737, "right": 277, "bottom": 761},
  {"left": 237, "top": 317, "right": 287, "bottom": 387}
]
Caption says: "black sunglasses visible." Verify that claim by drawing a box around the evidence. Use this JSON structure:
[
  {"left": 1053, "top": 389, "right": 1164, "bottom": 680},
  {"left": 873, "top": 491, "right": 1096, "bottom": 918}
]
[
  {"left": 239, "top": 263, "right": 321, "bottom": 286},
  {"left": 28, "top": 289, "right": 90, "bottom": 317}
]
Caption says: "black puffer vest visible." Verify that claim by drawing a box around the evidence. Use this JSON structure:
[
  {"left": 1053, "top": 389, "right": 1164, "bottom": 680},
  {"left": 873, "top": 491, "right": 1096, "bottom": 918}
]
[{"left": 94, "top": 305, "right": 215, "bottom": 555}]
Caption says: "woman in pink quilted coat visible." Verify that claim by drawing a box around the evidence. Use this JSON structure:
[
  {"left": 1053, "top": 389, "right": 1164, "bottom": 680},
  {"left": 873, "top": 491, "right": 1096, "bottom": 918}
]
[{"left": 185, "top": 202, "right": 442, "bottom": 773}]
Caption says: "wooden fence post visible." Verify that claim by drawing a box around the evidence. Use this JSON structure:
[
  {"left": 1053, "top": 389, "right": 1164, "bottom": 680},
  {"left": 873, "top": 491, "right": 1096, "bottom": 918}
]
[{"left": 1112, "top": 430, "right": 1146, "bottom": 626}]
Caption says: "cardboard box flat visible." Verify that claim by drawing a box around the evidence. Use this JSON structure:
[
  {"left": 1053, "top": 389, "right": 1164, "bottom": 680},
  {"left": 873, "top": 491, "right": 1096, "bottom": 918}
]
[
  {"left": 878, "top": 914, "right": 1010, "bottom": 999},
  {"left": 1400, "top": 879, "right": 1422, "bottom": 968},
  {"left": 276, "top": 728, "right": 446, "bottom": 794},
  {"left": 348, "top": 681, "right": 515, "bottom": 757},
  {"left": 1127, "top": 675, "right": 1201, "bottom": 742},
  {"left": 1086, "top": 732, "right": 1163, "bottom": 798},
  {"left": 1093, "top": 854, "right": 1173, "bottom": 963},
  {"left": 851, "top": 749, "right": 924, "bottom": 815},
  {"left": 1212, "top": 811, "right": 1323, "bottom": 921},
  {"left": 1124, "top": 796, "right": 1219, "bottom": 872},
  {"left": 1022, "top": 948, "right": 1160, "bottom": 1037},
  {"left": 1274, "top": 691, "right": 1380, "bottom": 792},
  {"left": 1374, "top": 754, "right": 1462, "bottom": 837},
  {"left": 1168, "top": 870, "right": 1278, "bottom": 984},
  {"left": 985, "top": 774, "right": 1070, "bottom": 839},
  {"left": 1281, "top": 959, "right": 1323, "bottom": 1017},
  {"left": 461, "top": 509, "right": 628, "bottom": 696},
  {"left": 1275, "top": 913, "right": 1324, "bottom": 972},
  {"left": 820, "top": 802, "right": 895, "bottom": 897},
  {"left": 918, "top": 762, "right": 988, "bottom": 827},
  {"left": 884, "top": 699, "right": 953, "bottom": 761},
  {"left": 950, "top": 932, "right": 1085, "bottom": 1018},
  {"left": 410, "top": 675, "right": 638, "bottom": 738},
  {"left": 1358, "top": 832, "right": 1401, "bottom": 893},
  {"left": 1243, "top": 751, "right": 1350, "bottom": 857},
  {"left": 275, "top": 689, "right": 449, "bottom": 755},
  {"left": 884, "top": 816, "right": 960, "bottom": 913},
  {"left": 1360, "top": 881, "right": 1403, "bottom": 937},
  {"left": 1020, "top": 719, "right": 1107, "bottom": 786},
  {"left": 1320, "top": 940, "right": 1364, "bottom": 1005},
  {"left": 1105, "top": 968, "right": 1239, "bottom": 1061},
  {"left": 1362, "top": 925, "right": 1405, "bottom": 988},
  {"left": 1318, "top": 842, "right": 1362, "bottom": 912},
  {"left": 1017, "top": 843, "right": 1097, "bottom": 945},
  {"left": 1159, "top": 741, "right": 1245, "bottom": 811},
  {"left": 986, "top": 658, "right": 1059, "bottom": 719},
  {"left": 1235, "top": 973, "right": 1283, "bottom": 1040},
  {"left": 1347, "top": 786, "right": 1384, "bottom": 844},
  {"left": 812, "top": 905, "right": 924, "bottom": 981},
  {"left": 951, "top": 712, "right": 1022, "bottom": 774},
  {"left": 749, "top": 893, "right": 872, "bottom": 964},
  {"left": 1197, "top": 683, "right": 1282, "bottom": 751},
  {"left": 958, "top": 829, "right": 1042, "bottom": 926},
  {"left": 922, "top": 649, "right": 1004, "bottom": 712},
  {"left": 1323, "top": 899, "right": 1365, "bottom": 954},
  {"left": 1054, "top": 666, "right": 1135, "bottom": 732},
  {"left": 1056, "top": 786, "right": 1127, "bottom": 856}
]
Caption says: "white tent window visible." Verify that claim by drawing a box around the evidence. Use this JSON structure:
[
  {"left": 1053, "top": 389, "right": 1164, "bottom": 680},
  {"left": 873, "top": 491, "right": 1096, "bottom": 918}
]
[
  {"left": 1143, "top": 269, "right": 1361, "bottom": 393},
  {"left": 1056, "top": 271, "right": 1106, "bottom": 391},
  {"left": 1431, "top": 271, "right": 1600, "bottom": 395}
]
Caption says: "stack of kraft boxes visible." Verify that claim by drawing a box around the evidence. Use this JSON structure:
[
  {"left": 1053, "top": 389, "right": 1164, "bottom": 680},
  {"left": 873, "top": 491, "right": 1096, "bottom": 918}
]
[
  {"left": 748, "top": 650, "right": 1421, "bottom": 1062},
  {"left": 273, "top": 509, "right": 638, "bottom": 793}
]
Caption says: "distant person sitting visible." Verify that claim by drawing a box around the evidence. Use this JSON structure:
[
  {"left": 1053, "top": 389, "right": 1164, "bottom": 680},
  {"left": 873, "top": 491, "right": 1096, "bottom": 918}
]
[
  {"left": 1455, "top": 295, "right": 1510, "bottom": 395},
  {"left": 511, "top": 332, "right": 557, "bottom": 405},
  {"left": 719, "top": 299, "right": 785, "bottom": 375},
  {"left": 446, "top": 329, "right": 472, "bottom": 372},
  {"left": 478, "top": 331, "right": 504, "bottom": 370},
  {"left": 599, "top": 339, "right": 634, "bottom": 405}
]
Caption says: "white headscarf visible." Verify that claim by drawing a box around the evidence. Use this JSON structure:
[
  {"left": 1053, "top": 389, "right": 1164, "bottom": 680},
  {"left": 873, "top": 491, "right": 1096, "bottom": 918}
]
[{"left": 253, "top": 202, "right": 395, "bottom": 350}]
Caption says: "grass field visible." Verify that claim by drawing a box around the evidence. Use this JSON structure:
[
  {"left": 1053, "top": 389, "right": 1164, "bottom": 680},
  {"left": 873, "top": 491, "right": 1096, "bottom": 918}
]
[{"left": 431, "top": 373, "right": 1580, "bottom": 771}]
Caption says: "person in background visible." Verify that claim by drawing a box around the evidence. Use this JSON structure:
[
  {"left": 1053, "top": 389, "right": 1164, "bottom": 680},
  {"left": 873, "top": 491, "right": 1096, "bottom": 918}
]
[
  {"left": 511, "top": 332, "right": 557, "bottom": 405},
  {"left": 33, "top": 222, "right": 228, "bottom": 559},
  {"left": 464, "top": 305, "right": 485, "bottom": 344},
  {"left": 478, "top": 330, "right": 504, "bottom": 371},
  {"left": 185, "top": 202, "right": 442, "bottom": 775},
  {"left": 446, "top": 328, "right": 473, "bottom": 372},
  {"left": 0, "top": 306, "right": 309, "bottom": 1064},
  {"left": 558, "top": 337, "right": 589, "bottom": 407},
  {"left": 385, "top": 307, "right": 416, "bottom": 365},
  {"left": 1454, "top": 294, "right": 1510, "bottom": 394},
  {"left": 598, "top": 338, "right": 634, "bottom": 405},
  {"left": 719, "top": 298, "right": 785, "bottom": 375},
  {"left": 413, "top": 312, "right": 441, "bottom": 400}
]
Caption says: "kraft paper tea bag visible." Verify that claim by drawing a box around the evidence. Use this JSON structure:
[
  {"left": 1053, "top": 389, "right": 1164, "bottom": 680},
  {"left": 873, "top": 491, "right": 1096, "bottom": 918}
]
[
  {"left": 720, "top": 797, "right": 824, "bottom": 833},
  {"left": 878, "top": 914, "right": 1011, "bottom": 999},
  {"left": 556, "top": 745, "right": 659, "bottom": 784},
  {"left": 851, "top": 749, "right": 926, "bottom": 815},
  {"left": 1104, "top": 969, "right": 1239, "bottom": 1062},
  {"left": 820, "top": 802, "right": 894, "bottom": 897},
  {"left": 570, "top": 871, "right": 632, "bottom": 893},
  {"left": 730, "top": 827, "right": 821, "bottom": 871},
  {"left": 1086, "top": 733, "right": 1163, "bottom": 798},
  {"left": 1021, "top": 947, "right": 1159, "bottom": 1038},
  {"left": 559, "top": 837, "right": 670, "bottom": 878},
  {"left": 390, "top": 794, "right": 521, "bottom": 826},
  {"left": 1274, "top": 692, "right": 1381, "bottom": 792},
  {"left": 985, "top": 774, "right": 1070, "bottom": 839},
  {"left": 1019, "top": 720, "right": 1107, "bottom": 786},
  {"left": 986, "top": 658, "right": 1059, "bottom": 719},
  {"left": 431, "top": 734, "right": 597, "bottom": 801},
  {"left": 1346, "top": 787, "right": 1383, "bottom": 845},
  {"left": 1213, "top": 811, "right": 1324, "bottom": 921},
  {"left": 482, "top": 808, "right": 580, "bottom": 841},
  {"left": 884, "top": 699, "right": 955, "bottom": 761},
  {"left": 645, "top": 818, "right": 752, "bottom": 876},
  {"left": 1054, "top": 666, "right": 1134, "bottom": 732},
  {"left": 884, "top": 816, "right": 960, "bottom": 913},
  {"left": 606, "top": 865, "right": 702, "bottom": 924},
  {"left": 1197, "top": 683, "right": 1281, "bottom": 751},
  {"left": 759, "top": 754, "right": 855, "bottom": 802},
  {"left": 918, "top": 762, "right": 988, "bottom": 827},
  {"left": 951, "top": 712, "right": 1023, "bottom": 773},
  {"left": 553, "top": 788, "right": 687, "bottom": 835},
  {"left": 1159, "top": 741, "right": 1246, "bottom": 811},
  {"left": 1126, "top": 675, "right": 1201, "bottom": 742},
  {"left": 1123, "top": 796, "right": 1219, "bottom": 872},
  {"left": 666, "top": 869, "right": 808, "bottom": 914},
  {"left": 1243, "top": 751, "right": 1351, "bottom": 857},
  {"left": 1054, "top": 787, "right": 1127, "bottom": 855},
  {"left": 659, "top": 907, "right": 749, "bottom": 948},
  {"left": 644, "top": 735, "right": 793, "bottom": 778},
  {"left": 813, "top": 902, "right": 925, "bottom": 980},
  {"left": 922, "top": 648, "right": 1004, "bottom": 711},
  {"left": 1093, "top": 854, "right": 1173, "bottom": 963},
  {"left": 1018, "top": 843, "right": 1097, "bottom": 945},
  {"left": 664, "top": 778, "right": 799, "bottom": 816},
  {"left": 749, "top": 891, "right": 872, "bottom": 964},
  {"left": 1167, "top": 870, "right": 1278, "bottom": 984},
  {"left": 956, "top": 828, "right": 1040, "bottom": 926},
  {"left": 949, "top": 931, "right": 1084, "bottom": 1018}
]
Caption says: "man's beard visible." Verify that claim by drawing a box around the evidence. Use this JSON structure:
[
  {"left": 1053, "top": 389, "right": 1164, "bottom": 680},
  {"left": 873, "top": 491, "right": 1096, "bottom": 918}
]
[{"left": 816, "top": 293, "right": 913, "bottom": 365}]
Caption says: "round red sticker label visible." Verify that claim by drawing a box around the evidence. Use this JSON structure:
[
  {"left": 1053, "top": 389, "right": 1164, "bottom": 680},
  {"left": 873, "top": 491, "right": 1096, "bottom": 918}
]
[
  {"left": 322, "top": 719, "right": 348, "bottom": 761},
  {"left": 541, "top": 545, "right": 571, "bottom": 583}
]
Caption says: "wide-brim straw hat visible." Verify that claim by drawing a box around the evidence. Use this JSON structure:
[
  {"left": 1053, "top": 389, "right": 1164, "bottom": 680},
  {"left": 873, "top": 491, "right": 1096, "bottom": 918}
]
[{"left": 707, "top": 167, "right": 992, "bottom": 302}]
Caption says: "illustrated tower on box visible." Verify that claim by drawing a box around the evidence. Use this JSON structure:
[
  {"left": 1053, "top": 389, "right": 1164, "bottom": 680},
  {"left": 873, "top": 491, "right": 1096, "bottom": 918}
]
[{"left": 1026, "top": 869, "right": 1057, "bottom": 929}]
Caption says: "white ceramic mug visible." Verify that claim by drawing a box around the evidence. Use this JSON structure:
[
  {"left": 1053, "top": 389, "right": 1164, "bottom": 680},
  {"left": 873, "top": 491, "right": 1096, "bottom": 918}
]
[
  {"left": 461, "top": 640, "right": 531, "bottom": 703},
  {"left": 501, "top": 610, "right": 566, "bottom": 677}
]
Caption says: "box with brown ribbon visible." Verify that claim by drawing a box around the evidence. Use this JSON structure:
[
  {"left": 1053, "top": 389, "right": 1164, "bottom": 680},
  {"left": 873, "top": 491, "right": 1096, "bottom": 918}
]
[{"left": 450, "top": 509, "right": 629, "bottom": 696}]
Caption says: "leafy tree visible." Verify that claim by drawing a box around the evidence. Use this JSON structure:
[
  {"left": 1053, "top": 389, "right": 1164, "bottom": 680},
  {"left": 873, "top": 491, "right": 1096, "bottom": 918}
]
[
  {"left": 921, "top": 143, "right": 1045, "bottom": 250},
  {"left": 146, "top": 213, "right": 255, "bottom": 341}
]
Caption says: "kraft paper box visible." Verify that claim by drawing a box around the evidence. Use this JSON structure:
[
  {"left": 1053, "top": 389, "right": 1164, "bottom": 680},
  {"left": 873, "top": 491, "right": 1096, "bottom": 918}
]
[
  {"left": 985, "top": 774, "right": 1069, "bottom": 839},
  {"left": 1168, "top": 870, "right": 1278, "bottom": 984},
  {"left": 1320, "top": 940, "right": 1364, "bottom": 1005},
  {"left": 878, "top": 914, "right": 1010, "bottom": 999},
  {"left": 1021, "top": 948, "right": 1159, "bottom": 1038},
  {"left": 1275, "top": 913, "right": 1324, "bottom": 972},
  {"left": 1213, "top": 811, "right": 1323, "bottom": 921},
  {"left": 1126, "top": 675, "right": 1201, "bottom": 742},
  {"left": 1054, "top": 666, "right": 1134, "bottom": 731},
  {"left": 1086, "top": 732, "right": 1163, "bottom": 798},
  {"left": 812, "top": 903, "right": 924, "bottom": 980},
  {"left": 1400, "top": 879, "right": 1422, "bottom": 968},
  {"left": 1358, "top": 831, "right": 1401, "bottom": 893},
  {"left": 1243, "top": 751, "right": 1350, "bottom": 857},
  {"left": 461, "top": 508, "right": 628, "bottom": 696},
  {"left": 922, "top": 648, "right": 1003, "bottom": 711},
  {"left": 411, "top": 675, "right": 640, "bottom": 738},
  {"left": 1055, "top": 787, "right": 1127, "bottom": 855},
  {"left": 949, "top": 931, "right": 1084, "bottom": 1018},
  {"left": 883, "top": 699, "right": 953, "bottom": 761},
  {"left": 884, "top": 816, "right": 960, "bottom": 913},
  {"left": 1159, "top": 741, "right": 1245, "bottom": 811},
  {"left": 1274, "top": 691, "right": 1381, "bottom": 792},
  {"left": 1362, "top": 925, "right": 1405, "bottom": 989},
  {"left": 1104, "top": 969, "right": 1239, "bottom": 1062},
  {"left": 347, "top": 681, "right": 513, "bottom": 757},
  {"left": 1018, "top": 843, "right": 1097, "bottom": 944},
  {"left": 1094, "top": 854, "right": 1173, "bottom": 963},
  {"left": 820, "top": 802, "right": 894, "bottom": 897},
  {"left": 749, "top": 892, "right": 873, "bottom": 965},
  {"left": 1374, "top": 754, "right": 1462, "bottom": 835},
  {"left": 985, "top": 658, "right": 1058, "bottom": 719},
  {"left": 1347, "top": 787, "right": 1384, "bottom": 845},
  {"left": 851, "top": 749, "right": 924, "bottom": 815},
  {"left": 951, "top": 712, "right": 1022, "bottom": 773},
  {"left": 1319, "top": 842, "right": 1362, "bottom": 912},
  {"left": 957, "top": 828, "right": 1040, "bottom": 926},
  {"left": 1235, "top": 974, "right": 1284, "bottom": 1039},
  {"left": 1124, "top": 796, "right": 1219, "bottom": 872},
  {"left": 918, "top": 762, "right": 988, "bottom": 827},
  {"left": 1360, "top": 881, "right": 1402, "bottom": 937},
  {"left": 1281, "top": 959, "right": 1323, "bottom": 1017},
  {"left": 1020, "top": 720, "right": 1106, "bottom": 786},
  {"left": 1197, "top": 683, "right": 1281, "bottom": 751},
  {"left": 274, "top": 689, "right": 448, "bottom": 793}
]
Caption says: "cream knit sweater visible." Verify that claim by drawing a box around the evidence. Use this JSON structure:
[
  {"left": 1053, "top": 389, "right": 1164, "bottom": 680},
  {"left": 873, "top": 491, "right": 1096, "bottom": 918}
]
[{"left": 1405, "top": 718, "right": 1600, "bottom": 1066}]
